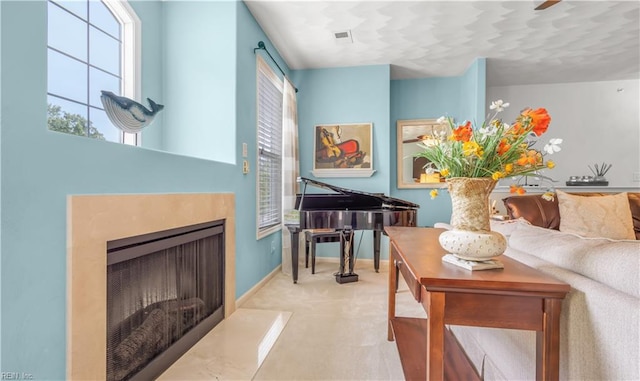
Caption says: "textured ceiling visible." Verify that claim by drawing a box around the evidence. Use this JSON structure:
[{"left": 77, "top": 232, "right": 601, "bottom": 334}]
[{"left": 244, "top": 0, "right": 640, "bottom": 86}]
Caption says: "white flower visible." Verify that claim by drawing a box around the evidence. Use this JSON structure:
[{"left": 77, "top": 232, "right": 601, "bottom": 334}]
[
  {"left": 437, "top": 116, "right": 446, "bottom": 124},
  {"left": 436, "top": 130, "right": 448, "bottom": 140},
  {"left": 489, "top": 100, "right": 510, "bottom": 112},
  {"left": 543, "top": 138, "right": 563, "bottom": 154},
  {"left": 478, "top": 124, "right": 498, "bottom": 135},
  {"left": 541, "top": 192, "right": 555, "bottom": 201}
]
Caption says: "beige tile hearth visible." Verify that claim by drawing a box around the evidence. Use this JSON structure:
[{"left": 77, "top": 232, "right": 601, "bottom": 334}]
[
  {"left": 161, "top": 259, "right": 425, "bottom": 380},
  {"left": 159, "top": 308, "right": 292, "bottom": 380}
]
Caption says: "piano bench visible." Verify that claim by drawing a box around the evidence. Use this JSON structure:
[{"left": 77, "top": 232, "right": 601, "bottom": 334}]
[{"left": 304, "top": 229, "right": 341, "bottom": 274}]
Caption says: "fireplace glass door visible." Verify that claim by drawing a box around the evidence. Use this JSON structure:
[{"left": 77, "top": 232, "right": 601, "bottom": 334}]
[{"left": 106, "top": 220, "right": 225, "bottom": 381}]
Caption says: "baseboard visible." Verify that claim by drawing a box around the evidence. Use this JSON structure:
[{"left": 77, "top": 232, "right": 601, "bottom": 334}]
[
  {"left": 313, "top": 257, "right": 392, "bottom": 272},
  {"left": 236, "top": 258, "right": 392, "bottom": 308},
  {"left": 235, "top": 264, "right": 282, "bottom": 308}
]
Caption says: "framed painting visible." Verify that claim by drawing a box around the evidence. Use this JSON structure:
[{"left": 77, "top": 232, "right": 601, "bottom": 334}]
[{"left": 312, "top": 123, "right": 374, "bottom": 177}]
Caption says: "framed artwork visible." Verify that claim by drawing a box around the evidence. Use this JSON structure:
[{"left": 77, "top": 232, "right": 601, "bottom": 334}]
[
  {"left": 396, "top": 118, "right": 449, "bottom": 188},
  {"left": 312, "top": 123, "right": 374, "bottom": 177}
]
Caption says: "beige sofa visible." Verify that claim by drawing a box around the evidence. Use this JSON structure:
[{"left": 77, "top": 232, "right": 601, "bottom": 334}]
[{"left": 448, "top": 192, "right": 640, "bottom": 380}]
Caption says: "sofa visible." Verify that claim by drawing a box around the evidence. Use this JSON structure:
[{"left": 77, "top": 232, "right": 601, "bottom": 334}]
[{"left": 448, "top": 191, "right": 640, "bottom": 380}]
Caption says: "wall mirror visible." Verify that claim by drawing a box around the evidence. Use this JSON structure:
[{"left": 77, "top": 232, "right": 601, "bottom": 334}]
[{"left": 397, "top": 118, "right": 450, "bottom": 189}]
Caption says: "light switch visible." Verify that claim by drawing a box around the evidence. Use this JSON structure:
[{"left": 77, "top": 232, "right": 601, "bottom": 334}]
[{"left": 242, "top": 143, "right": 248, "bottom": 158}]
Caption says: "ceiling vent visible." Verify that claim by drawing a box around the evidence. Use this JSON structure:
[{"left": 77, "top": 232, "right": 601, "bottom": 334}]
[{"left": 333, "top": 29, "right": 353, "bottom": 44}]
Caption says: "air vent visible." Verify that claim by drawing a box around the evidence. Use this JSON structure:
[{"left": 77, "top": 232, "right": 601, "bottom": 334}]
[{"left": 333, "top": 29, "right": 353, "bottom": 44}]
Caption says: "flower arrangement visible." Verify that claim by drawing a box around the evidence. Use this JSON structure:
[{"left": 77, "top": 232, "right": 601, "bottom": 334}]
[{"left": 416, "top": 100, "right": 562, "bottom": 200}]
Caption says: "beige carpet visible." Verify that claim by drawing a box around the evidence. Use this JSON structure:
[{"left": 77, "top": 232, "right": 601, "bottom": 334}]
[
  {"left": 160, "top": 259, "right": 425, "bottom": 380},
  {"left": 247, "top": 259, "right": 426, "bottom": 380}
]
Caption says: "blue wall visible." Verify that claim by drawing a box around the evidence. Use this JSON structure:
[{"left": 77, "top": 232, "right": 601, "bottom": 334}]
[
  {"left": 459, "top": 58, "right": 487, "bottom": 126},
  {"left": 0, "top": 1, "right": 285, "bottom": 377},
  {"left": 131, "top": 0, "right": 165, "bottom": 151},
  {"left": 234, "top": 1, "right": 287, "bottom": 291},
  {"left": 292, "top": 65, "right": 392, "bottom": 259},
  {"left": 162, "top": 1, "right": 237, "bottom": 163},
  {"left": 293, "top": 65, "right": 391, "bottom": 194},
  {"left": 390, "top": 59, "right": 487, "bottom": 227}
]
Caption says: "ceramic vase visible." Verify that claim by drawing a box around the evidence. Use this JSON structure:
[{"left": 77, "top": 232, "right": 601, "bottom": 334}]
[{"left": 439, "top": 177, "right": 506, "bottom": 261}]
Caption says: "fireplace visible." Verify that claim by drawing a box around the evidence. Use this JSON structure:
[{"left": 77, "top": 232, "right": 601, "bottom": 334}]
[
  {"left": 67, "top": 193, "right": 236, "bottom": 380},
  {"left": 106, "top": 220, "right": 225, "bottom": 381}
]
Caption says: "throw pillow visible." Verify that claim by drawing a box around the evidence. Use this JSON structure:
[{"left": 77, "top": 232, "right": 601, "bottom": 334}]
[{"left": 556, "top": 190, "right": 635, "bottom": 240}]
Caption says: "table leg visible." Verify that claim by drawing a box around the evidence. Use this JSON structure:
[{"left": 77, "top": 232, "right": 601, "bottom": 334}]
[
  {"left": 536, "top": 298, "right": 563, "bottom": 381},
  {"left": 427, "top": 291, "right": 445, "bottom": 381},
  {"left": 387, "top": 252, "right": 397, "bottom": 341}
]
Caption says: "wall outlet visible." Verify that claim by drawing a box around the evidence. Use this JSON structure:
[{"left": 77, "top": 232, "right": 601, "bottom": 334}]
[
  {"left": 633, "top": 172, "right": 640, "bottom": 182},
  {"left": 242, "top": 160, "right": 249, "bottom": 174}
]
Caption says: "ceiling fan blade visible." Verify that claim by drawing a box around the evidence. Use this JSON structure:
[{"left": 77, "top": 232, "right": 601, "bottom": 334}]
[{"left": 534, "top": 0, "right": 561, "bottom": 10}]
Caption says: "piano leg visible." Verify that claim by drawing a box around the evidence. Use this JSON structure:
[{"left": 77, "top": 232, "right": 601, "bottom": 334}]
[
  {"left": 336, "top": 229, "right": 358, "bottom": 284},
  {"left": 373, "top": 230, "right": 381, "bottom": 273},
  {"left": 288, "top": 226, "right": 300, "bottom": 284}
]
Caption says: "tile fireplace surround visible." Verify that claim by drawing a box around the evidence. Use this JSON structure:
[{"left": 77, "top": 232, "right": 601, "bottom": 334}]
[{"left": 67, "top": 193, "right": 236, "bottom": 380}]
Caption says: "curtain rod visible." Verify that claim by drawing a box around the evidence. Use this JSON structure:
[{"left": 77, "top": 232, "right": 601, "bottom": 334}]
[{"left": 254, "top": 41, "right": 298, "bottom": 93}]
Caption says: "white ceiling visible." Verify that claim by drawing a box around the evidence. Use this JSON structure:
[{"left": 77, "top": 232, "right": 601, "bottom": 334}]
[{"left": 244, "top": 0, "right": 640, "bottom": 86}]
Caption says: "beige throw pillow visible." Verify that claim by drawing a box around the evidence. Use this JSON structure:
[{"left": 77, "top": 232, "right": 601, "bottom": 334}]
[{"left": 556, "top": 190, "right": 635, "bottom": 240}]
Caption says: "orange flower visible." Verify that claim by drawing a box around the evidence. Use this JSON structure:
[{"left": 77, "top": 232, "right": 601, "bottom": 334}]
[
  {"left": 524, "top": 107, "right": 551, "bottom": 136},
  {"left": 451, "top": 121, "right": 472, "bottom": 142},
  {"left": 497, "top": 138, "right": 511, "bottom": 156},
  {"left": 516, "top": 150, "right": 541, "bottom": 166},
  {"left": 516, "top": 153, "right": 529, "bottom": 166},
  {"left": 509, "top": 122, "right": 527, "bottom": 136},
  {"left": 511, "top": 107, "right": 551, "bottom": 137},
  {"left": 510, "top": 184, "right": 526, "bottom": 195}
]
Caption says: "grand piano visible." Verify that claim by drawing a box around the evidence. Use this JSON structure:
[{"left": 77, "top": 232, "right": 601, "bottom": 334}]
[{"left": 287, "top": 177, "right": 419, "bottom": 284}]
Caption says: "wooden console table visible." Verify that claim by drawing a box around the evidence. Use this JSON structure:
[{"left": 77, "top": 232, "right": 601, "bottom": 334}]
[{"left": 385, "top": 227, "right": 570, "bottom": 381}]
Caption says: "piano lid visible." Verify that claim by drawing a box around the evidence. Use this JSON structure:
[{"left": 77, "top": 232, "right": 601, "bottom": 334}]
[{"left": 298, "top": 177, "right": 419, "bottom": 210}]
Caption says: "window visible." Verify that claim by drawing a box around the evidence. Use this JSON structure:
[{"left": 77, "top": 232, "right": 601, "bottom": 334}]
[
  {"left": 47, "top": 0, "right": 140, "bottom": 145},
  {"left": 256, "top": 55, "right": 283, "bottom": 239}
]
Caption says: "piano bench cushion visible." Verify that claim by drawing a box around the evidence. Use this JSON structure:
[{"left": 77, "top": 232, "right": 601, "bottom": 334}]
[{"left": 305, "top": 230, "right": 341, "bottom": 242}]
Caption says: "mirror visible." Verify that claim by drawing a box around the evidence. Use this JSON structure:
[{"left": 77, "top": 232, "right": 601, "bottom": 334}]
[{"left": 396, "top": 119, "right": 449, "bottom": 189}]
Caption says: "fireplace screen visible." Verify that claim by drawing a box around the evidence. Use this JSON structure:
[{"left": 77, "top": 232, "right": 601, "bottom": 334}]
[{"left": 106, "top": 220, "right": 225, "bottom": 381}]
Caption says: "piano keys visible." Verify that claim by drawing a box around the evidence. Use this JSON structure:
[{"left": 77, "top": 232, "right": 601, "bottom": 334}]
[{"left": 286, "top": 177, "right": 419, "bottom": 284}]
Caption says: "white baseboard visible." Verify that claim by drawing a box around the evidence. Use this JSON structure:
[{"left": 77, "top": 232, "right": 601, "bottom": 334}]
[{"left": 235, "top": 264, "right": 282, "bottom": 308}]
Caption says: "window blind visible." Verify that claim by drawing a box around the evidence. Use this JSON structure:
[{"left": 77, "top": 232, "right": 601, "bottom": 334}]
[{"left": 256, "top": 56, "right": 283, "bottom": 235}]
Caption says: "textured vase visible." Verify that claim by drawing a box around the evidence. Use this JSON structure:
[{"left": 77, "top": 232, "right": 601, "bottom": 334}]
[{"left": 439, "top": 177, "right": 507, "bottom": 261}]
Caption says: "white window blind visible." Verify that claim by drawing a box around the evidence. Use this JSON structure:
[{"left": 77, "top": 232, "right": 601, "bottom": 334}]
[{"left": 256, "top": 55, "right": 283, "bottom": 238}]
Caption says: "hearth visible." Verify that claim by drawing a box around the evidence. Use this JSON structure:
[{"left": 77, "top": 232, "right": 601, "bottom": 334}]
[{"left": 106, "top": 220, "right": 225, "bottom": 381}]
